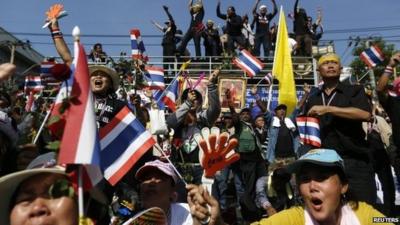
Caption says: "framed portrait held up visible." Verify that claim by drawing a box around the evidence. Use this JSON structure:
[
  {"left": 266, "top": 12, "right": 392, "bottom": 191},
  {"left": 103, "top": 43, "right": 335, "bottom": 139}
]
[{"left": 218, "top": 78, "right": 247, "bottom": 112}]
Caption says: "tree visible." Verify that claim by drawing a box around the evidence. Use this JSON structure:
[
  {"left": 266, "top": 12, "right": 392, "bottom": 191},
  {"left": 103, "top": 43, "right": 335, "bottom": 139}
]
[{"left": 349, "top": 37, "right": 396, "bottom": 84}]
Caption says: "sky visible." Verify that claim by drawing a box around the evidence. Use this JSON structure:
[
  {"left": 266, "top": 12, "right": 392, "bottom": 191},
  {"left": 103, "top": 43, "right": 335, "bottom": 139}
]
[{"left": 0, "top": 0, "right": 399, "bottom": 66}]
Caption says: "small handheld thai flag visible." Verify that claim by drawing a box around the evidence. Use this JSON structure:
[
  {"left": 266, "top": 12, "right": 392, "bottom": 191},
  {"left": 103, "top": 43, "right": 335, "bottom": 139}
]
[
  {"left": 144, "top": 66, "right": 165, "bottom": 90},
  {"left": 130, "top": 29, "right": 149, "bottom": 62},
  {"left": 99, "top": 106, "right": 156, "bottom": 185},
  {"left": 24, "top": 75, "right": 43, "bottom": 94},
  {"left": 264, "top": 72, "right": 273, "bottom": 85},
  {"left": 233, "top": 49, "right": 264, "bottom": 78},
  {"left": 153, "top": 78, "right": 179, "bottom": 112},
  {"left": 40, "top": 61, "right": 57, "bottom": 84},
  {"left": 296, "top": 116, "right": 321, "bottom": 147},
  {"left": 360, "top": 45, "right": 384, "bottom": 68}
]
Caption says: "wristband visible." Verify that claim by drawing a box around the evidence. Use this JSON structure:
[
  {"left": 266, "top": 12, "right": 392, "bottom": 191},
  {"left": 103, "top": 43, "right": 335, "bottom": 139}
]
[{"left": 51, "top": 31, "right": 63, "bottom": 39}]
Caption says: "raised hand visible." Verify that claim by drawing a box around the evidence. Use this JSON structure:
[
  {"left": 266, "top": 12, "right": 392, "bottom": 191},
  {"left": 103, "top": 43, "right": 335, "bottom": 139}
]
[{"left": 196, "top": 129, "right": 240, "bottom": 178}]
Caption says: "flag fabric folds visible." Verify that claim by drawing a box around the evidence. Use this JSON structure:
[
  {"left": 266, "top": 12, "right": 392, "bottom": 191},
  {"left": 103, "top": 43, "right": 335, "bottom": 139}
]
[
  {"left": 144, "top": 66, "right": 165, "bottom": 90},
  {"left": 40, "top": 61, "right": 58, "bottom": 84},
  {"left": 272, "top": 6, "right": 297, "bottom": 114},
  {"left": 99, "top": 106, "right": 156, "bottom": 185},
  {"left": 130, "top": 29, "right": 149, "bottom": 62},
  {"left": 233, "top": 49, "right": 264, "bottom": 77},
  {"left": 296, "top": 116, "right": 322, "bottom": 147},
  {"left": 162, "top": 79, "right": 179, "bottom": 112},
  {"left": 58, "top": 40, "right": 102, "bottom": 187},
  {"left": 360, "top": 45, "right": 384, "bottom": 68},
  {"left": 264, "top": 72, "right": 273, "bottom": 85},
  {"left": 24, "top": 75, "right": 43, "bottom": 93}
]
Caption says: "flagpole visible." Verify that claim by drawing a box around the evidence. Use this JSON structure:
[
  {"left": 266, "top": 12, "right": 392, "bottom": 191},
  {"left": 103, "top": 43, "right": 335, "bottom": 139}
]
[
  {"left": 153, "top": 143, "right": 187, "bottom": 186},
  {"left": 32, "top": 107, "right": 52, "bottom": 144},
  {"left": 78, "top": 165, "right": 85, "bottom": 218},
  {"left": 71, "top": 25, "right": 85, "bottom": 221}
]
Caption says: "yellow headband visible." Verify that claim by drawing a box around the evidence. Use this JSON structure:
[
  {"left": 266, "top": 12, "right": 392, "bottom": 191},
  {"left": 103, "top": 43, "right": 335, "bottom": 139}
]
[{"left": 318, "top": 53, "right": 341, "bottom": 67}]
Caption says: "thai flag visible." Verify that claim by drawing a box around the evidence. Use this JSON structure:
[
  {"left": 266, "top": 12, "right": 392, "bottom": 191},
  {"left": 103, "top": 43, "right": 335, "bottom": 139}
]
[
  {"left": 360, "top": 45, "right": 384, "bottom": 68},
  {"left": 99, "top": 106, "right": 156, "bottom": 185},
  {"left": 296, "top": 116, "right": 322, "bottom": 147},
  {"left": 130, "top": 29, "right": 149, "bottom": 62},
  {"left": 58, "top": 40, "right": 102, "bottom": 187},
  {"left": 144, "top": 66, "right": 165, "bottom": 90},
  {"left": 24, "top": 75, "right": 43, "bottom": 93},
  {"left": 25, "top": 91, "right": 36, "bottom": 112},
  {"left": 264, "top": 72, "right": 273, "bottom": 84},
  {"left": 232, "top": 49, "right": 264, "bottom": 78},
  {"left": 40, "top": 61, "right": 57, "bottom": 84},
  {"left": 152, "top": 78, "right": 179, "bottom": 112}
]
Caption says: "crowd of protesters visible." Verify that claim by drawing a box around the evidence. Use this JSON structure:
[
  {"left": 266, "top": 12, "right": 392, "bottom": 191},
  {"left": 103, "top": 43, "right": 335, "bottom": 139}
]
[{"left": 0, "top": 1, "right": 400, "bottom": 225}]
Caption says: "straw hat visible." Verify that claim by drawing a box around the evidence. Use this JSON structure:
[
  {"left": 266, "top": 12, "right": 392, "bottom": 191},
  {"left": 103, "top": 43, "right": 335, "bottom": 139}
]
[{"left": 89, "top": 65, "right": 120, "bottom": 91}]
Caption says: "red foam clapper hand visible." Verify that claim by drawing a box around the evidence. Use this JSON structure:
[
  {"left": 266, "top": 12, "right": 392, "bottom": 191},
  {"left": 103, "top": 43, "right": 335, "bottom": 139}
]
[{"left": 197, "top": 128, "right": 240, "bottom": 178}]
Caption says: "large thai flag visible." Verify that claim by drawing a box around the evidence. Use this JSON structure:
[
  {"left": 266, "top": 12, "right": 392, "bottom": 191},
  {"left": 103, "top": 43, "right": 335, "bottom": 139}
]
[
  {"left": 360, "top": 45, "right": 384, "bottom": 68},
  {"left": 130, "top": 29, "right": 149, "bottom": 62},
  {"left": 58, "top": 39, "right": 102, "bottom": 186},
  {"left": 144, "top": 66, "right": 165, "bottom": 90},
  {"left": 296, "top": 116, "right": 321, "bottom": 147},
  {"left": 24, "top": 75, "right": 43, "bottom": 93},
  {"left": 99, "top": 106, "right": 156, "bottom": 185},
  {"left": 233, "top": 49, "right": 264, "bottom": 78}
]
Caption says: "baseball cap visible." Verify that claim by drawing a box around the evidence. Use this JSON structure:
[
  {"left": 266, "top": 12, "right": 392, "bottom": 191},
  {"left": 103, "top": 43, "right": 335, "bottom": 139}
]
[
  {"left": 240, "top": 107, "right": 251, "bottom": 114},
  {"left": 259, "top": 5, "right": 267, "bottom": 10},
  {"left": 286, "top": 149, "right": 345, "bottom": 174},
  {"left": 135, "top": 160, "right": 178, "bottom": 184}
]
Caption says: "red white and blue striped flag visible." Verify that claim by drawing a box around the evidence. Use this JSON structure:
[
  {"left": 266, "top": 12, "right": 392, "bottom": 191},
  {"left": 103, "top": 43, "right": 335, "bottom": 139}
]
[
  {"left": 153, "top": 78, "right": 180, "bottom": 112},
  {"left": 130, "top": 29, "right": 149, "bottom": 62},
  {"left": 40, "top": 61, "right": 57, "bottom": 84},
  {"left": 296, "top": 116, "right": 321, "bottom": 147},
  {"left": 233, "top": 49, "right": 264, "bottom": 77},
  {"left": 144, "top": 66, "right": 165, "bottom": 90},
  {"left": 264, "top": 72, "right": 273, "bottom": 85},
  {"left": 99, "top": 106, "right": 156, "bottom": 185},
  {"left": 360, "top": 45, "right": 384, "bottom": 68},
  {"left": 24, "top": 75, "right": 43, "bottom": 93},
  {"left": 58, "top": 40, "right": 102, "bottom": 187}
]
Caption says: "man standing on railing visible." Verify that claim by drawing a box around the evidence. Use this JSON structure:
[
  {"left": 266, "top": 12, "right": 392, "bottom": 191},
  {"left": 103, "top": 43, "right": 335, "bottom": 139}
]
[
  {"left": 252, "top": 0, "right": 277, "bottom": 58},
  {"left": 151, "top": 5, "right": 177, "bottom": 72},
  {"left": 177, "top": 0, "right": 204, "bottom": 59},
  {"left": 203, "top": 20, "right": 221, "bottom": 57},
  {"left": 216, "top": 0, "right": 245, "bottom": 55}
]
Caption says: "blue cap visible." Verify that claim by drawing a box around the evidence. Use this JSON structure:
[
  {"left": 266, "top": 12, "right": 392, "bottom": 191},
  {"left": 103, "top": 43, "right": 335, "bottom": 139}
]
[{"left": 286, "top": 149, "right": 344, "bottom": 174}]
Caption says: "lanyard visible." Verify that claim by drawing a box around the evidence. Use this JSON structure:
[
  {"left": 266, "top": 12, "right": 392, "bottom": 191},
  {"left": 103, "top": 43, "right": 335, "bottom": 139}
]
[{"left": 321, "top": 91, "right": 337, "bottom": 106}]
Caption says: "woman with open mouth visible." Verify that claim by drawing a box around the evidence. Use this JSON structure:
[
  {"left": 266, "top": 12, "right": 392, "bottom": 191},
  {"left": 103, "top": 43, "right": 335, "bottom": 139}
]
[{"left": 187, "top": 148, "right": 396, "bottom": 225}]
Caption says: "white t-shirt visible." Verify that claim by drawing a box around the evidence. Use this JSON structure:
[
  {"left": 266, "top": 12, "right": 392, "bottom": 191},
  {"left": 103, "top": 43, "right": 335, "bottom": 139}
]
[{"left": 170, "top": 203, "right": 193, "bottom": 225}]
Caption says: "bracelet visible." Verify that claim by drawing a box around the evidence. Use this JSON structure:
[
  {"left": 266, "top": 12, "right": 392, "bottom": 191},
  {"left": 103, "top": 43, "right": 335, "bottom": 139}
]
[
  {"left": 200, "top": 216, "right": 211, "bottom": 225},
  {"left": 51, "top": 31, "right": 63, "bottom": 39},
  {"left": 384, "top": 66, "right": 394, "bottom": 76}
]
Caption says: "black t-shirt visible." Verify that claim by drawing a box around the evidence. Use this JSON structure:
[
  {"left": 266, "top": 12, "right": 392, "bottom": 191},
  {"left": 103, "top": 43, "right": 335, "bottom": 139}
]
[
  {"left": 304, "top": 83, "right": 372, "bottom": 159},
  {"left": 379, "top": 93, "right": 400, "bottom": 149},
  {"left": 162, "top": 23, "right": 177, "bottom": 45},
  {"left": 254, "top": 13, "right": 275, "bottom": 35},
  {"left": 293, "top": 11, "right": 308, "bottom": 35},
  {"left": 95, "top": 96, "right": 127, "bottom": 128},
  {"left": 275, "top": 120, "right": 295, "bottom": 158},
  {"left": 189, "top": 8, "right": 204, "bottom": 28}
]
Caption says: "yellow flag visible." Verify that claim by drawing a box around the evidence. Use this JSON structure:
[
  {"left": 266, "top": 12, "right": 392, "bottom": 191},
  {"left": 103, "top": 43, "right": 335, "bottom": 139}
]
[{"left": 272, "top": 6, "right": 297, "bottom": 114}]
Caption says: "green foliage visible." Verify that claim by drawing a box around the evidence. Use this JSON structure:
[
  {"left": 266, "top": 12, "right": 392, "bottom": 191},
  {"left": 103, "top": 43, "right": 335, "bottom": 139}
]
[
  {"left": 46, "top": 140, "right": 61, "bottom": 150},
  {"left": 349, "top": 37, "right": 396, "bottom": 83}
]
